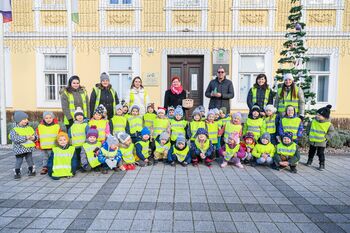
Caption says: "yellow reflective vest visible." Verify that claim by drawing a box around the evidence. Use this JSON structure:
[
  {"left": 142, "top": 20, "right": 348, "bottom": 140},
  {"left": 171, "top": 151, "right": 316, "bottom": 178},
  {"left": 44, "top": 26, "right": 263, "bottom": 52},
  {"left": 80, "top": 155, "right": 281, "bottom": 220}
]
[
  {"left": 244, "top": 118, "right": 265, "bottom": 140},
  {"left": 264, "top": 115, "right": 277, "bottom": 134},
  {"left": 170, "top": 119, "right": 187, "bottom": 142},
  {"left": 82, "top": 142, "right": 101, "bottom": 168},
  {"left": 63, "top": 90, "right": 88, "bottom": 125},
  {"left": 309, "top": 120, "right": 331, "bottom": 143},
  {"left": 223, "top": 144, "right": 240, "bottom": 161},
  {"left": 155, "top": 140, "right": 171, "bottom": 153},
  {"left": 12, "top": 126, "right": 35, "bottom": 148},
  {"left": 206, "top": 122, "right": 219, "bottom": 144},
  {"left": 277, "top": 86, "right": 299, "bottom": 114},
  {"left": 224, "top": 123, "right": 242, "bottom": 141},
  {"left": 52, "top": 146, "right": 75, "bottom": 177},
  {"left": 276, "top": 142, "right": 297, "bottom": 157},
  {"left": 252, "top": 87, "right": 270, "bottom": 107},
  {"left": 143, "top": 113, "right": 156, "bottom": 129},
  {"left": 152, "top": 118, "right": 170, "bottom": 138},
  {"left": 173, "top": 145, "right": 190, "bottom": 162},
  {"left": 94, "top": 87, "right": 116, "bottom": 115},
  {"left": 194, "top": 139, "right": 210, "bottom": 154},
  {"left": 120, "top": 144, "right": 135, "bottom": 164},
  {"left": 70, "top": 122, "right": 87, "bottom": 147},
  {"left": 190, "top": 121, "right": 206, "bottom": 141},
  {"left": 252, "top": 143, "right": 275, "bottom": 158},
  {"left": 127, "top": 116, "right": 143, "bottom": 134},
  {"left": 111, "top": 115, "right": 127, "bottom": 135},
  {"left": 38, "top": 124, "right": 60, "bottom": 149},
  {"left": 135, "top": 140, "right": 150, "bottom": 159},
  {"left": 89, "top": 119, "right": 108, "bottom": 142},
  {"left": 281, "top": 117, "right": 301, "bottom": 140}
]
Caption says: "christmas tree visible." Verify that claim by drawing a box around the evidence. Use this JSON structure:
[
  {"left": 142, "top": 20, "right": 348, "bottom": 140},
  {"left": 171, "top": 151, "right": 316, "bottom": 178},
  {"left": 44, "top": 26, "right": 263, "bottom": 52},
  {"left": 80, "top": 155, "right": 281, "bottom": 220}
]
[{"left": 275, "top": 0, "right": 316, "bottom": 115}]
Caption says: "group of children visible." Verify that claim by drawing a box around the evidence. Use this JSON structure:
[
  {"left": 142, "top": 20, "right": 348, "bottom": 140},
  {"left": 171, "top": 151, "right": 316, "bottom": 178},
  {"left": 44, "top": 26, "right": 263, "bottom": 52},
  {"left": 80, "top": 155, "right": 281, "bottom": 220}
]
[{"left": 9, "top": 101, "right": 334, "bottom": 179}]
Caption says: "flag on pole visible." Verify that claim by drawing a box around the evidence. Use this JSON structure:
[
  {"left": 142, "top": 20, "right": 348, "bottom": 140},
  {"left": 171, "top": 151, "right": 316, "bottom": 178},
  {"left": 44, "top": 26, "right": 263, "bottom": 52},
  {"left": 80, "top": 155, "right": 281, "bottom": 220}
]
[
  {"left": 72, "top": 0, "right": 79, "bottom": 24},
  {"left": 0, "top": 0, "right": 12, "bottom": 23}
]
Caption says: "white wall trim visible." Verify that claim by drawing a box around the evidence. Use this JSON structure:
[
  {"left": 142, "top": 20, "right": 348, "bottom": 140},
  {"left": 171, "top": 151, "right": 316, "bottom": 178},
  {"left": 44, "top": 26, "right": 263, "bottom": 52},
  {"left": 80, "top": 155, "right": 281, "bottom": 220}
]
[
  {"left": 231, "top": 47, "right": 274, "bottom": 110},
  {"left": 4, "top": 47, "right": 12, "bottom": 107},
  {"left": 161, "top": 48, "right": 210, "bottom": 110}
]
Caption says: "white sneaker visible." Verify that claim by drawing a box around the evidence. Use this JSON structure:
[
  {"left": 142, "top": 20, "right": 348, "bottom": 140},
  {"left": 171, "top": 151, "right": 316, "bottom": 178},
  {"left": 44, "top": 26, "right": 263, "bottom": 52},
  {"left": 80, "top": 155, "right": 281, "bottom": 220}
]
[
  {"left": 236, "top": 163, "right": 244, "bottom": 169},
  {"left": 220, "top": 161, "right": 228, "bottom": 168}
]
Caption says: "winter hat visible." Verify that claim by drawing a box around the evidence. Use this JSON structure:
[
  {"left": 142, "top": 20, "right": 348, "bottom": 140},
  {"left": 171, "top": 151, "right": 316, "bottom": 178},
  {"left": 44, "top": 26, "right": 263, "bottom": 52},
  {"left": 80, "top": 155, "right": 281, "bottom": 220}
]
[
  {"left": 197, "top": 105, "right": 205, "bottom": 114},
  {"left": 228, "top": 132, "right": 240, "bottom": 144},
  {"left": 86, "top": 125, "right": 99, "bottom": 138},
  {"left": 74, "top": 107, "right": 84, "bottom": 118},
  {"left": 43, "top": 111, "right": 55, "bottom": 119},
  {"left": 168, "top": 106, "right": 175, "bottom": 112},
  {"left": 13, "top": 111, "right": 28, "bottom": 123},
  {"left": 243, "top": 132, "right": 255, "bottom": 141},
  {"left": 141, "top": 127, "right": 151, "bottom": 137},
  {"left": 174, "top": 106, "right": 184, "bottom": 117},
  {"left": 261, "top": 132, "right": 271, "bottom": 142},
  {"left": 147, "top": 103, "right": 155, "bottom": 110},
  {"left": 192, "top": 109, "right": 201, "bottom": 117},
  {"left": 232, "top": 112, "right": 242, "bottom": 120},
  {"left": 282, "top": 132, "right": 293, "bottom": 141},
  {"left": 220, "top": 107, "right": 227, "bottom": 115},
  {"left": 157, "top": 107, "right": 166, "bottom": 114},
  {"left": 115, "top": 104, "right": 123, "bottom": 111},
  {"left": 264, "top": 104, "right": 276, "bottom": 113},
  {"left": 117, "top": 132, "right": 131, "bottom": 144},
  {"left": 195, "top": 128, "right": 208, "bottom": 138},
  {"left": 159, "top": 132, "right": 170, "bottom": 141},
  {"left": 176, "top": 134, "right": 186, "bottom": 146},
  {"left": 251, "top": 104, "right": 261, "bottom": 113},
  {"left": 283, "top": 73, "right": 294, "bottom": 81},
  {"left": 207, "top": 109, "right": 215, "bottom": 118},
  {"left": 100, "top": 72, "right": 110, "bottom": 82},
  {"left": 68, "top": 75, "right": 80, "bottom": 87},
  {"left": 317, "top": 104, "right": 332, "bottom": 119},
  {"left": 57, "top": 132, "right": 69, "bottom": 142},
  {"left": 106, "top": 134, "right": 119, "bottom": 146},
  {"left": 130, "top": 105, "right": 140, "bottom": 112},
  {"left": 94, "top": 104, "right": 105, "bottom": 115},
  {"left": 212, "top": 108, "right": 220, "bottom": 115}
]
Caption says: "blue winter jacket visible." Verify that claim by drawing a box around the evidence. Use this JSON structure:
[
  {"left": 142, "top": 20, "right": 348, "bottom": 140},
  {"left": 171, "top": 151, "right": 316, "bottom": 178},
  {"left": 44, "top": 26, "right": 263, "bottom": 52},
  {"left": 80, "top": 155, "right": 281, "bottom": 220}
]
[{"left": 97, "top": 141, "right": 122, "bottom": 164}]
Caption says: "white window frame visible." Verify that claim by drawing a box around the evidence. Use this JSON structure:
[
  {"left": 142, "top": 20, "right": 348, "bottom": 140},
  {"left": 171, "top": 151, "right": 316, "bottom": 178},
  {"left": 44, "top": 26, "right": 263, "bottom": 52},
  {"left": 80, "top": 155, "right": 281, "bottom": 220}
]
[
  {"left": 231, "top": 0, "right": 276, "bottom": 32},
  {"left": 36, "top": 47, "right": 73, "bottom": 108},
  {"left": 301, "top": 0, "right": 344, "bottom": 31},
  {"left": 99, "top": 0, "right": 141, "bottom": 32},
  {"left": 165, "top": 0, "right": 208, "bottom": 32},
  {"left": 231, "top": 47, "right": 273, "bottom": 110},
  {"left": 306, "top": 48, "right": 339, "bottom": 110}
]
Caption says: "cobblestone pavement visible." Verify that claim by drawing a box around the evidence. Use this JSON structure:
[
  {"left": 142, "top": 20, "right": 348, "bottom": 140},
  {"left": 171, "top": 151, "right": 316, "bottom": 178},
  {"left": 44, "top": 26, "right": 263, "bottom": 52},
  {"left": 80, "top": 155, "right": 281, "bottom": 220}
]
[{"left": 0, "top": 149, "right": 349, "bottom": 233}]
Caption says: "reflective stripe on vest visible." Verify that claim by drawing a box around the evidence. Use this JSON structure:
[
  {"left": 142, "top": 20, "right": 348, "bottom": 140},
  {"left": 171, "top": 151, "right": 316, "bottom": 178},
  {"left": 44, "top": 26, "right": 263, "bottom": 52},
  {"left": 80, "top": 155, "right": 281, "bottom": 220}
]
[
  {"left": 130, "top": 91, "right": 147, "bottom": 109},
  {"left": 173, "top": 145, "right": 190, "bottom": 162},
  {"left": 155, "top": 141, "right": 171, "bottom": 153},
  {"left": 277, "top": 143, "right": 297, "bottom": 157},
  {"left": 94, "top": 87, "right": 116, "bottom": 115},
  {"left": 38, "top": 124, "right": 60, "bottom": 149},
  {"left": 224, "top": 123, "right": 242, "bottom": 141},
  {"left": 101, "top": 147, "right": 119, "bottom": 159},
  {"left": 246, "top": 118, "right": 264, "bottom": 139},
  {"left": 52, "top": 146, "right": 75, "bottom": 177},
  {"left": 224, "top": 144, "right": 240, "bottom": 161},
  {"left": 282, "top": 117, "right": 301, "bottom": 140},
  {"left": 170, "top": 119, "right": 187, "bottom": 141},
  {"left": 190, "top": 121, "right": 206, "bottom": 140},
  {"left": 120, "top": 144, "right": 135, "bottom": 164},
  {"left": 153, "top": 118, "right": 170, "bottom": 138},
  {"left": 13, "top": 127, "right": 35, "bottom": 148},
  {"left": 111, "top": 116, "right": 127, "bottom": 135},
  {"left": 277, "top": 87, "right": 299, "bottom": 114},
  {"left": 207, "top": 122, "right": 219, "bottom": 144},
  {"left": 252, "top": 87, "right": 270, "bottom": 107},
  {"left": 128, "top": 116, "right": 143, "bottom": 134},
  {"left": 265, "top": 115, "right": 277, "bottom": 134},
  {"left": 64, "top": 90, "right": 88, "bottom": 125},
  {"left": 70, "top": 123, "right": 87, "bottom": 147},
  {"left": 82, "top": 142, "right": 102, "bottom": 168},
  {"left": 194, "top": 139, "right": 210, "bottom": 154},
  {"left": 89, "top": 120, "right": 108, "bottom": 142},
  {"left": 135, "top": 140, "right": 150, "bottom": 159},
  {"left": 309, "top": 120, "right": 331, "bottom": 143},
  {"left": 143, "top": 113, "right": 156, "bottom": 129}
]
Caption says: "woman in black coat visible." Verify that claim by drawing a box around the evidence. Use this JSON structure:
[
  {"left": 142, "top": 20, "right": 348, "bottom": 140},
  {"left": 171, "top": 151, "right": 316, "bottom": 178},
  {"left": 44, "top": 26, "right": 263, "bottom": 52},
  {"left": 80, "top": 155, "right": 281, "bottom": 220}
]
[{"left": 164, "top": 76, "right": 186, "bottom": 111}]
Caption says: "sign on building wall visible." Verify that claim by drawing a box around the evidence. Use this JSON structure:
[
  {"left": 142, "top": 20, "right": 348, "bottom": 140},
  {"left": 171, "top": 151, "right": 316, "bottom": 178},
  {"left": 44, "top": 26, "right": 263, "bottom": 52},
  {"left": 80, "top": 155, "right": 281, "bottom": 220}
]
[
  {"left": 142, "top": 72, "right": 160, "bottom": 86},
  {"left": 212, "top": 49, "right": 230, "bottom": 75}
]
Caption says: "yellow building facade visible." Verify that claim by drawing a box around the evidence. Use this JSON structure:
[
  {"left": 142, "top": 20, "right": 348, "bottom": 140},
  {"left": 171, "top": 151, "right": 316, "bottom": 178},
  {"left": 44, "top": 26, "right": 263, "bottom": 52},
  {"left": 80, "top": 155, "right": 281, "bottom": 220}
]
[{"left": 3, "top": 0, "right": 350, "bottom": 117}]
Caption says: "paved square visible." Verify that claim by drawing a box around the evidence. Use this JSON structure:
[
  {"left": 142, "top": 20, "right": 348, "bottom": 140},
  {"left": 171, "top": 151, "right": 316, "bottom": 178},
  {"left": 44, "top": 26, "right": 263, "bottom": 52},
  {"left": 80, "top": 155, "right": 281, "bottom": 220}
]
[{"left": 0, "top": 150, "right": 349, "bottom": 232}]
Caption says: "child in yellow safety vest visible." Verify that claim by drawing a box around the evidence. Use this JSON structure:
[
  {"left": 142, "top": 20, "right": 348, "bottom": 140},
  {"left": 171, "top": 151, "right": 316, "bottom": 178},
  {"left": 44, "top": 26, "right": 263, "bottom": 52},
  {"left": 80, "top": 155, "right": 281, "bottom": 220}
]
[
  {"left": 135, "top": 127, "right": 152, "bottom": 167},
  {"left": 10, "top": 111, "right": 38, "bottom": 179},
  {"left": 110, "top": 104, "right": 127, "bottom": 135},
  {"left": 143, "top": 103, "right": 156, "bottom": 130},
  {"left": 191, "top": 128, "right": 214, "bottom": 167},
  {"left": 97, "top": 134, "right": 124, "bottom": 174},
  {"left": 36, "top": 111, "right": 62, "bottom": 175},
  {"left": 167, "top": 106, "right": 175, "bottom": 119},
  {"left": 151, "top": 107, "right": 170, "bottom": 139},
  {"left": 80, "top": 126, "right": 102, "bottom": 172},
  {"left": 273, "top": 132, "right": 300, "bottom": 173},
  {"left": 278, "top": 105, "right": 303, "bottom": 143},
  {"left": 154, "top": 132, "right": 171, "bottom": 164},
  {"left": 240, "top": 132, "right": 256, "bottom": 164},
  {"left": 263, "top": 105, "right": 279, "bottom": 145},
  {"left": 306, "top": 105, "right": 335, "bottom": 171},
  {"left": 118, "top": 132, "right": 136, "bottom": 170},
  {"left": 47, "top": 132, "right": 78, "bottom": 180},
  {"left": 205, "top": 109, "right": 221, "bottom": 153},
  {"left": 252, "top": 132, "right": 275, "bottom": 166},
  {"left": 219, "top": 132, "right": 243, "bottom": 169},
  {"left": 126, "top": 105, "right": 143, "bottom": 143},
  {"left": 168, "top": 134, "right": 191, "bottom": 167},
  {"left": 223, "top": 112, "right": 243, "bottom": 144},
  {"left": 89, "top": 104, "right": 110, "bottom": 143},
  {"left": 188, "top": 109, "right": 206, "bottom": 142},
  {"left": 243, "top": 105, "right": 266, "bottom": 141},
  {"left": 122, "top": 103, "right": 131, "bottom": 119},
  {"left": 170, "top": 106, "right": 188, "bottom": 145},
  {"left": 218, "top": 107, "right": 231, "bottom": 128}
]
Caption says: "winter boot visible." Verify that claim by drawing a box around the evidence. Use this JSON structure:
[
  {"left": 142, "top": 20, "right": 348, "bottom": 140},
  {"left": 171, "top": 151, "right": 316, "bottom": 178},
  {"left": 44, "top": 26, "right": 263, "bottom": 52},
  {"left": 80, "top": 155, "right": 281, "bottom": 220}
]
[
  {"left": 14, "top": 169, "right": 21, "bottom": 179},
  {"left": 181, "top": 161, "right": 188, "bottom": 167},
  {"left": 192, "top": 159, "right": 199, "bottom": 167},
  {"left": 205, "top": 157, "right": 213, "bottom": 167},
  {"left": 318, "top": 164, "right": 325, "bottom": 171},
  {"left": 28, "top": 166, "right": 36, "bottom": 176},
  {"left": 306, "top": 159, "right": 313, "bottom": 166},
  {"left": 290, "top": 166, "right": 297, "bottom": 173},
  {"left": 170, "top": 161, "right": 176, "bottom": 167}
]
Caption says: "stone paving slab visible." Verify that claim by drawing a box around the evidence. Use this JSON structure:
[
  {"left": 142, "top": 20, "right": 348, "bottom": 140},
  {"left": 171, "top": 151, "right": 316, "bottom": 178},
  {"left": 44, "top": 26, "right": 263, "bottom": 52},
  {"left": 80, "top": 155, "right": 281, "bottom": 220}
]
[{"left": 0, "top": 150, "right": 349, "bottom": 232}]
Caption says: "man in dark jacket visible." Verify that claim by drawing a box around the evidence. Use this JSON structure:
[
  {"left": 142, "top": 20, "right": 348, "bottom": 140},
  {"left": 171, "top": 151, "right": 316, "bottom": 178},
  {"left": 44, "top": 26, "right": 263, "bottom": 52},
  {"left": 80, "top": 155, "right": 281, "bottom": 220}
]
[{"left": 205, "top": 66, "right": 234, "bottom": 110}]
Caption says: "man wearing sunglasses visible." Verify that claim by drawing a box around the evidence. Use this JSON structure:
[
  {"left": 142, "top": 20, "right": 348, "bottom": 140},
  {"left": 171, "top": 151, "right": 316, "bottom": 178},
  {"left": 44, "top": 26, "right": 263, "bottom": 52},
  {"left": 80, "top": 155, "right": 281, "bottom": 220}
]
[{"left": 205, "top": 66, "right": 234, "bottom": 111}]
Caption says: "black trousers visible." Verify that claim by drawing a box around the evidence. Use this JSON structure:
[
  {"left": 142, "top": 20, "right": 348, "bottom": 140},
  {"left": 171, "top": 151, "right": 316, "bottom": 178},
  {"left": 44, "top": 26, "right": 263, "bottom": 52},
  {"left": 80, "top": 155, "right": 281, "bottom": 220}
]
[{"left": 308, "top": 145, "right": 325, "bottom": 165}]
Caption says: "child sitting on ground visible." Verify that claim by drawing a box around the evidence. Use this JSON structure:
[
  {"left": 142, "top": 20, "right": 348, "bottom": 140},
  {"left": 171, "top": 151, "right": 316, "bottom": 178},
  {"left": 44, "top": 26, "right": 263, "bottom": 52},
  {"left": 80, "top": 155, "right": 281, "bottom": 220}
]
[
  {"left": 274, "top": 132, "right": 300, "bottom": 173},
  {"left": 154, "top": 132, "right": 171, "bottom": 164},
  {"left": 168, "top": 134, "right": 191, "bottom": 167},
  {"left": 118, "top": 132, "right": 136, "bottom": 170},
  {"left": 10, "top": 111, "right": 38, "bottom": 179},
  {"left": 135, "top": 127, "right": 152, "bottom": 167},
  {"left": 219, "top": 132, "right": 243, "bottom": 168},
  {"left": 98, "top": 134, "right": 124, "bottom": 174},
  {"left": 191, "top": 128, "right": 214, "bottom": 167},
  {"left": 252, "top": 132, "right": 275, "bottom": 166},
  {"left": 80, "top": 126, "right": 102, "bottom": 171}
]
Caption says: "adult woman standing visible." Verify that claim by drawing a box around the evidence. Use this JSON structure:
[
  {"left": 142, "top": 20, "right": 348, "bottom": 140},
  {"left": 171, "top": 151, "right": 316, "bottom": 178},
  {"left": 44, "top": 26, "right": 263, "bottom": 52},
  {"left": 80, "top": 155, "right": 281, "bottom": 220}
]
[
  {"left": 125, "top": 76, "right": 150, "bottom": 115},
  {"left": 90, "top": 72, "right": 119, "bottom": 120},
  {"left": 275, "top": 73, "right": 305, "bottom": 118},
  {"left": 60, "top": 75, "right": 90, "bottom": 130},
  {"left": 247, "top": 74, "right": 274, "bottom": 115},
  {"left": 164, "top": 76, "right": 187, "bottom": 112}
]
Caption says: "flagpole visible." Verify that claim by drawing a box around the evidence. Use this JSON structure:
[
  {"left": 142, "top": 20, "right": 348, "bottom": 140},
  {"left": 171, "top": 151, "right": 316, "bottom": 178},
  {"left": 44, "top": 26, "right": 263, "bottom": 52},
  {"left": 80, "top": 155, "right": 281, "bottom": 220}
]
[
  {"left": 0, "top": 16, "right": 7, "bottom": 145},
  {"left": 66, "top": 0, "right": 73, "bottom": 77}
]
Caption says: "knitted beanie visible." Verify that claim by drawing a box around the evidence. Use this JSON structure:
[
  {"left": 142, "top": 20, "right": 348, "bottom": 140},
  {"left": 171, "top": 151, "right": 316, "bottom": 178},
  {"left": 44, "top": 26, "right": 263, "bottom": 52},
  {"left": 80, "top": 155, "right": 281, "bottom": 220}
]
[
  {"left": 117, "top": 132, "right": 131, "bottom": 144},
  {"left": 147, "top": 103, "right": 155, "bottom": 110},
  {"left": 43, "top": 111, "right": 55, "bottom": 119},
  {"left": 100, "top": 72, "right": 110, "bottom": 82},
  {"left": 74, "top": 107, "right": 84, "bottom": 118},
  {"left": 283, "top": 73, "right": 294, "bottom": 81},
  {"left": 176, "top": 134, "right": 186, "bottom": 146},
  {"left": 282, "top": 132, "right": 293, "bottom": 141},
  {"left": 192, "top": 109, "right": 201, "bottom": 118},
  {"left": 115, "top": 104, "right": 123, "bottom": 111},
  {"left": 207, "top": 109, "right": 215, "bottom": 118},
  {"left": 195, "top": 128, "right": 208, "bottom": 138},
  {"left": 317, "top": 104, "right": 332, "bottom": 119},
  {"left": 94, "top": 104, "right": 105, "bottom": 115},
  {"left": 141, "top": 127, "right": 151, "bottom": 137},
  {"left": 159, "top": 132, "right": 170, "bottom": 141},
  {"left": 174, "top": 106, "right": 184, "bottom": 117},
  {"left": 261, "top": 132, "right": 271, "bottom": 142},
  {"left": 168, "top": 106, "right": 175, "bottom": 111},
  {"left": 157, "top": 107, "right": 166, "bottom": 114},
  {"left": 197, "top": 105, "right": 205, "bottom": 114},
  {"left": 220, "top": 107, "right": 227, "bottom": 115},
  {"left": 232, "top": 112, "right": 242, "bottom": 119},
  {"left": 212, "top": 108, "right": 220, "bottom": 115},
  {"left": 13, "top": 111, "right": 28, "bottom": 123},
  {"left": 106, "top": 134, "right": 119, "bottom": 146},
  {"left": 264, "top": 104, "right": 276, "bottom": 113},
  {"left": 228, "top": 132, "right": 240, "bottom": 144},
  {"left": 243, "top": 132, "right": 255, "bottom": 141},
  {"left": 130, "top": 105, "right": 140, "bottom": 113},
  {"left": 251, "top": 105, "right": 261, "bottom": 113},
  {"left": 86, "top": 125, "right": 99, "bottom": 138}
]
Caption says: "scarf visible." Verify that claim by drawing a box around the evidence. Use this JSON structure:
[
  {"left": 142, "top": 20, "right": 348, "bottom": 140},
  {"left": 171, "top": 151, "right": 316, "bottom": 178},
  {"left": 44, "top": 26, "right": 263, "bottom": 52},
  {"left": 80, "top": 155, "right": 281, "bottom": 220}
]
[{"left": 170, "top": 84, "right": 183, "bottom": 95}]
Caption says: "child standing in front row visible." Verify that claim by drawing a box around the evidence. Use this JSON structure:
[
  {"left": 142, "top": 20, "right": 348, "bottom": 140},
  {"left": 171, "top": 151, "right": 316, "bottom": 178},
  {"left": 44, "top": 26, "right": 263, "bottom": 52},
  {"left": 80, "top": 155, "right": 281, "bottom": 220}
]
[
  {"left": 168, "top": 134, "right": 191, "bottom": 167},
  {"left": 219, "top": 132, "right": 243, "bottom": 168},
  {"left": 152, "top": 107, "right": 170, "bottom": 140},
  {"left": 243, "top": 105, "right": 266, "bottom": 141},
  {"left": 80, "top": 126, "right": 101, "bottom": 171},
  {"left": 170, "top": 106, "right": 188, "bottom": 145},
  {"left": 10, "top": 111, "right": 37, "bottom": 179},
  {"left": 36, "top": 111, "right": 62, "bottom": 175},
  {"left": 98, "top": 134, "right": 124, "bottom": 174},
  {"left": 89, "top": 104, "right": 110, "bottom": 142},
  {"left": 191, "top": 128, "right": 214, "bottom": 167},
  {"left": 306, "top": 105, "right": 335, "bottom": 171},
  {"left": 206, "top": 109, "right": 220, "bottom": 154}
]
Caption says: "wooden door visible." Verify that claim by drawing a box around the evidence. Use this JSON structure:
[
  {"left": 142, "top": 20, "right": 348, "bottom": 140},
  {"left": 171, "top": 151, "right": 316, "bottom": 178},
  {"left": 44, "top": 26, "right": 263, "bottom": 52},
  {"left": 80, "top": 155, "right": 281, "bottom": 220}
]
[{"left": 167, "top": 56, "right": 204, "bottom": 119}]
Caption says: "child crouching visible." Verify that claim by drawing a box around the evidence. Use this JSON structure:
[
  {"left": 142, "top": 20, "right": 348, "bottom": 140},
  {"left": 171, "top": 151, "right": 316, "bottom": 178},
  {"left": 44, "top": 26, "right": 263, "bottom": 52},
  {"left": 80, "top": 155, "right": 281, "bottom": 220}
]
[
  {"left": 191, "top": 128, "right": 214, "bottom": 167},
  {"left": 98, "top": 134, "right": 124, "bottom": 174},
  {"left": 168, "top": 134, "right": 191, "bottom": 166},
  {"left": 118, "top": 132, "right": 136, "bottom": 170},
  {"left": 154, "top": 132, "right": 171, "bottom": 164},
  {"left": 273, "top": 132, "right": 300, "bottom": 173},
  {"left": 135, "top": 127, "right": 152, "bottom": 167},
  {"left": 219, "top": 132, "right": 243, "bottom": 168},
  {"left": 80, "top": 126, "right": 102, "bottom": 171},
  {"left": 252, "top": 133, "right": 275, "bottom": 166}
]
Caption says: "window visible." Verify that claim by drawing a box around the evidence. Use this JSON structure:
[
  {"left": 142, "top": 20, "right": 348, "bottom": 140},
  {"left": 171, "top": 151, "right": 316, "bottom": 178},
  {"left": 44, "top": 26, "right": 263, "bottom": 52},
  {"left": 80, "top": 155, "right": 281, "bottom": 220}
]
[
  {"left": 238, "top": 55, "right": 265, "bottom": 103},
  {"left": 44, "top": 55, "right": 68, "bottom": 101},
  {"left": 173, "top": 0, "right": 201, "bottom": 7},
  {"left": 306, "top": 0, "right": 337, "bottom": 6},
  {"left": 307, "top": 57, "right": 330, "bottom": 103},
  {"left": 238, "top": 0, "right": 274, "bottom": 7},
  {"left": 35, "top": 0, "right": 66, "bottom": 10},
  {"left": 108, "top": 55, "right": 133, "bottom": 100},
  {"left": 110, "top": 0, "right": 132, "bottom": 4}
]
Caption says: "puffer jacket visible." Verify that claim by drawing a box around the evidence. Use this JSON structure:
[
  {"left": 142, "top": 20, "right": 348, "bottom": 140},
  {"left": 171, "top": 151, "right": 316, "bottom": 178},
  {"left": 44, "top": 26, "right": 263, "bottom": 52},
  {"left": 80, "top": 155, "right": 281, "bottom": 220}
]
[
  {"left": 90, "top": 83, "right": 119, "bottom": 120},
  {"left": 205, "top": 77, "right": 234, "bottom": 110}
]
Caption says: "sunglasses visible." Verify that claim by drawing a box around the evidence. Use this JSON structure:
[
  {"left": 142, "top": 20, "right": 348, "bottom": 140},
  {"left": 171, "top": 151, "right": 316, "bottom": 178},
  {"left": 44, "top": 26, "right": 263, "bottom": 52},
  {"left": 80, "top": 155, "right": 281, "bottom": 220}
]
[{"left": 217, "top": 71, "right": 225, "bottom": 73}]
